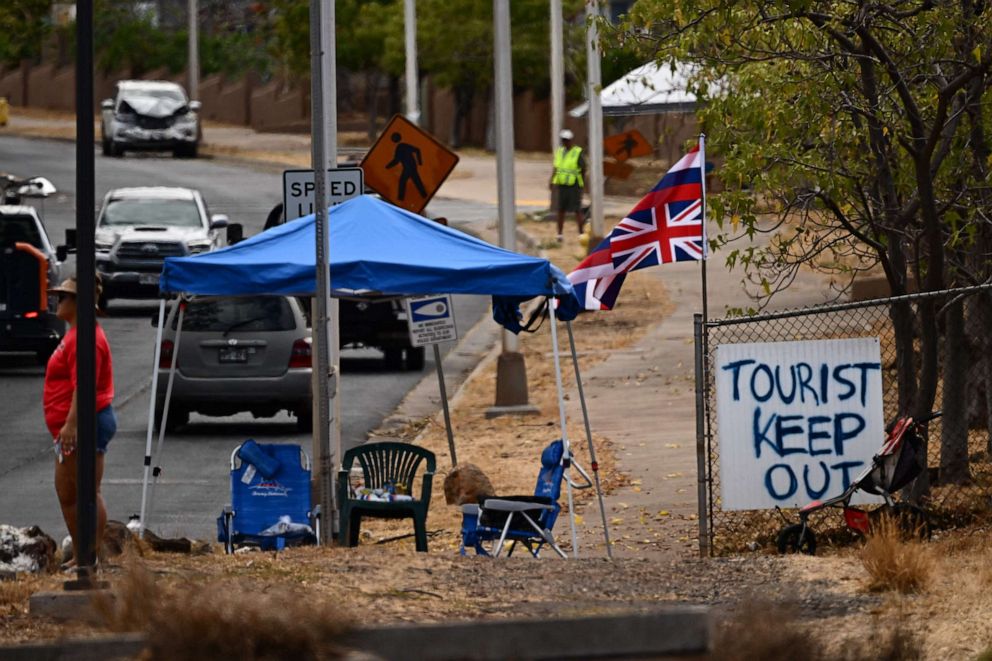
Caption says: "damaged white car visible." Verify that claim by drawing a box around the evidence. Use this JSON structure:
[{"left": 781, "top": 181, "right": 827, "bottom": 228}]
[{"left": 100, "top": 80, "right": 201, "bottom": 158}]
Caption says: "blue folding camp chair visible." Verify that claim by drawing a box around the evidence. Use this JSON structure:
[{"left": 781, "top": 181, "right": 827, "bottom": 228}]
[
  {"left": 218, "top": 440, "right": 321, "bottom": 554},
  {"left": 460, "top": 439, "right": 589, "bottom": 558}
]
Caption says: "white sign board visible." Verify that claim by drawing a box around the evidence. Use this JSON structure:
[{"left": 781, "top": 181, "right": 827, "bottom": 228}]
[
  {"left": 715, "top": 338, "right": 885, "bottom": 511},
  {"left": 282, "top": 167, "right": 364, "bottom": 222},
  {"left": 405, "top": 295, "right": 457, "bottom": 347}
]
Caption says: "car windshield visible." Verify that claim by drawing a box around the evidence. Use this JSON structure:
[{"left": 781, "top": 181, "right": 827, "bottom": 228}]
[
  {"left": 123, "top": 88, "right": 185, "bottom": 102},
  {"left": 174, "top": 297, "right": 297, "bottom": 333},
  {"left": 100, "top": 198, "right": 202, "bottom": 228},
  {"left": 0, "top": 215, "right": 44, "bottom": 249}
]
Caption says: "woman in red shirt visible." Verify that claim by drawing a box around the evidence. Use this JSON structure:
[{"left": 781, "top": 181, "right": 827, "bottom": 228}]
[{"left": 44, "top": 276, "right": 116, "bottom": 568}]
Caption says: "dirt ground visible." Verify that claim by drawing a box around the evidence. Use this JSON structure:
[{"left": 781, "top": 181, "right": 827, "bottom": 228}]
[{"left": 1, "top": 141, "right": 991, "bottom": 658}]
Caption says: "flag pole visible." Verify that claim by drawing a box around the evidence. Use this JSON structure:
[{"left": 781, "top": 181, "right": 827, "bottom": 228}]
[{"left": 698, "top": 133, "right": 709, "bottom": 324}]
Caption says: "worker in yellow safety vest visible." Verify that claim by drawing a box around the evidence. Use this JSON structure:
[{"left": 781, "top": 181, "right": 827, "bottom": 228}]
[{"left": 549, "top": 129, "right": 586, "bottom": 242}]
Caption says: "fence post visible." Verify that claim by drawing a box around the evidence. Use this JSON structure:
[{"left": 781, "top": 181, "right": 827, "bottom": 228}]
[{"left": 694, "top": 313, "right": 710, "bottom": 558}]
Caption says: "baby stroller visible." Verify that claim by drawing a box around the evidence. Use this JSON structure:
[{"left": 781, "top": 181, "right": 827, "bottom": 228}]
[{"left": 776, "top": 411, "right": 941, "bottom": 555}]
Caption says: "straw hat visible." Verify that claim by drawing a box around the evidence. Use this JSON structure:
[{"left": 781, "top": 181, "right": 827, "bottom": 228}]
[{"left": 48, "top": 275, "right": 104, "bottom": 310}]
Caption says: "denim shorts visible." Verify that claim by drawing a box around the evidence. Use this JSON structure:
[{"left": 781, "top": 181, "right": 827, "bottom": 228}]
[{"left": 96, "top": 405, "right": 117, "bottom": 454}]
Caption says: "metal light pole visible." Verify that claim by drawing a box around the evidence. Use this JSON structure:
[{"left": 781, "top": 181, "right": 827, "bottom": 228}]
[
  {"left": 404, "top": 0, "right": 420, "bottom": 125},
  {"left": 187, "top": 0, "right": 199, "bottom": 99},
  {"left": 67, "top": 0, "right": 99, "bottom": 590},
  {"left": 487, "top": 0, "right": 537, "bottom": 417},
  {"left": 309, "top": 0, "right": 340, "bottom": 544},
  {"left": 585, "top": 0, "right": 604, "bottom": 244},
  {"left": 549, "top": 0, "right": 564, "bottom": 149}
]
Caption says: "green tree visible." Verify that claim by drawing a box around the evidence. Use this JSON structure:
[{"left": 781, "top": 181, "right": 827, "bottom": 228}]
[
  {"left": 616, "top": 1, "right": 992, "bottom": 489},
  {"left": 0, "top": 0, "right": 53, "bottom": 66}
]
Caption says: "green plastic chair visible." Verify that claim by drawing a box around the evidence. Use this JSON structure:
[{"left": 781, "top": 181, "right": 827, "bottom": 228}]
[{"left": 337, "top": 442, "right": 436, "bottom": 552}]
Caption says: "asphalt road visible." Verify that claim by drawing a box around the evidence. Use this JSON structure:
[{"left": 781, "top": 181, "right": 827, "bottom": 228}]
[{"left": 0, "top": 135, "right": 494, "bottom": 540}]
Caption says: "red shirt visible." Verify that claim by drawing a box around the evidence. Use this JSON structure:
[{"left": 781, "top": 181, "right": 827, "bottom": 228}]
[{"left": 43, "top": 325, "right": 115, "bottom": 438}]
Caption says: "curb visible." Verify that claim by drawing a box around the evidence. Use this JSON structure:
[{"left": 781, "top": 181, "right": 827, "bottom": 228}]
[{"left": 0, "top": 606, "right": 711, "bottom": 660}]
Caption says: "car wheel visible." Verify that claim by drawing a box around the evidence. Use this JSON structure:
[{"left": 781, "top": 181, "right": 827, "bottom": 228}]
[
  {"left": 154, "top": 406, "right": 189, "bottom": 433},
  {"left": 296, "top": 408, "right": 313, "bottom": 433},
  {"left": 405, "top": 346, "right": 426, "bottom": 371},
  {"left": 35, "top": 341, "right": 58, "bottom": 366},
  {"left": 109, "top": 140, "right": 123, "bottom": 158},
  {"left": 98, "top": 292, "right": 109, "bottom": 313},
  {"left": 383, "top": 348, "right": 403, "bottom": 370},
  {"left": 776, "top": 524, "right": 817, "bottom": 555},
  {"left": 101, "top": 136, "right": 111, "bottom": 156},
  {"left": 174, "top": 142, "right": 198, "bottom": 159}
]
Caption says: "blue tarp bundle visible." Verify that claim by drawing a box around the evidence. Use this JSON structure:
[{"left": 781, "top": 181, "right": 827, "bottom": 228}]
[{"left": 160, "top": 195, "right": 577, "bottom": 328}]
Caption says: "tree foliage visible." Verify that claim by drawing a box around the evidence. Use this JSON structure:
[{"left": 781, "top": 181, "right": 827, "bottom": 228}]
[
  {"left": 614, "top": 0, "right": 992, "bottom": 487},
  {"left": 0, "top": 0, "right": 53, "bottom": 67}
]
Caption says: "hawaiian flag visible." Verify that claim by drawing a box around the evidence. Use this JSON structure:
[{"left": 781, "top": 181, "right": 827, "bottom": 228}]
[{"left": 567, "top": 144, "right": 706, "bottom": 311}]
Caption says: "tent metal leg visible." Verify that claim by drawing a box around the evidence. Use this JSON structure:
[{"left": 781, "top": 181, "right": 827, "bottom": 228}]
[
  {"left": 548, "top": 301, "right": 580, "bottom": 558},
  {"left": 566, "top": 320, "right": 613, "bottom": 558},
  {"left": 146, "top": 301, "right": 185, "bottom": 532},
  {"left": 138, "top": 299, "right": 168, "bottom": 539}
]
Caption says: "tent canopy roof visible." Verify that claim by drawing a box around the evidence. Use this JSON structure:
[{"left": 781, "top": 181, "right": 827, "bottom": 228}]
[{"left": 160, "top": 195, "right": 574, "bottom": 307}]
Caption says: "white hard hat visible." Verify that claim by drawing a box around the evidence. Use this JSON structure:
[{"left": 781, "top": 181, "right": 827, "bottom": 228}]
[{"left": 559, "top": 129, "right": 574, "bottom": 140}]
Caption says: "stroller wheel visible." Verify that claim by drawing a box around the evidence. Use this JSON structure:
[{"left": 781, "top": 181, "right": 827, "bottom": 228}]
[
  {"left": 888, "top": 503, "right": 931, "bottom": 540},
  {"left": 776, "top": 524, "right": 817, "bottom": 555}
]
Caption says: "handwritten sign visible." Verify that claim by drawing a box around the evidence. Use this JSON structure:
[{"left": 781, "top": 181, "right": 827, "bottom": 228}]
[{"left": 715, "top": 338, "right": 885, "bottom": 511}]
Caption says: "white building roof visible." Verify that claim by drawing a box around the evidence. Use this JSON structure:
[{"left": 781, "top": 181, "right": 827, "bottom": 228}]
[{"left": 570, "top": 61, "right": 702, "bottom": 117}]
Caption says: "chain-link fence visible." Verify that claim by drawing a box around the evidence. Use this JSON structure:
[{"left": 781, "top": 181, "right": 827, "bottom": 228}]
[{"left": 695, "top": 284, "right": 992, "bottom": 556}]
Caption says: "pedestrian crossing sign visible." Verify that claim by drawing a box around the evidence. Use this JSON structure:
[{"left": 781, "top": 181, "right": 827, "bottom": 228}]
[
  {"left": 361, "top": 115, "right": 460, "bottom": 214},
  {"left": 603, "top": 129, "right": 653, "bottom": 162}
]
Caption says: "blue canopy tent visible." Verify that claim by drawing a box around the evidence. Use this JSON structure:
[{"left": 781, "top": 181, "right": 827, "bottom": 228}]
[
  {"left": 160, "top": 195, "right": 574, "bottom": 305},
  {"left": 139, "top": 195, "right": 608, "bottom": 556}
]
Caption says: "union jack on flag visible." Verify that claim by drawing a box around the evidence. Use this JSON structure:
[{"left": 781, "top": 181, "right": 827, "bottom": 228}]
[{"left": 567, "top": 144, "right": 706, "bottom": 311}]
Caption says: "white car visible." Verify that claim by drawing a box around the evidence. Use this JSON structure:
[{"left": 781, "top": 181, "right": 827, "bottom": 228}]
[
  {"left": 101, "top": 80, "right": 200, "bottom": 158},
  {"left": 95, "top": 187, "right": 228, "bottom": 306}
]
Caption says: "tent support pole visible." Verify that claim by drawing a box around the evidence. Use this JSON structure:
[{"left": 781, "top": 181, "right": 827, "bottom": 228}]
[
  {"left": 138, "top": 298, "right": 168, "bottom": 538},
  {"left": 433, "top": 344, "right": 457, "bottom": 466},
  {"left": 566, "top": 320, "right": 613, "bottom": 558},
  {"left": 145, "top": 301, "right": 185, "bottom": 533},
  {"left": 548, "top": 300, "right": 579, "bottom": 557}
]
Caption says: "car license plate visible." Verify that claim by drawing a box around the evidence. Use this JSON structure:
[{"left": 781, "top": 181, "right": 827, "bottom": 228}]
[
  {"left": 139, "top": 273, "right": 159, "bottom": 286},
  {"left": 218, "top": 347, "right": 249, "bottom": 363}
]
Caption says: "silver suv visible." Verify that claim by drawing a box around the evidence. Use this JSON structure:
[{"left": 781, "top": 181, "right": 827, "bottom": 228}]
[
  {"left": 154, "top": 296, "right": 313, "bottom": 432},
  {"left": 95, "top": 187, "right": 228, "bottom": 306}
]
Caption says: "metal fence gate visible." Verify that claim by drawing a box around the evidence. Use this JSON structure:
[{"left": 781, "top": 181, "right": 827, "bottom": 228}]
[{"left": 695, "top": 284, "right": 992, "bottom": 556}]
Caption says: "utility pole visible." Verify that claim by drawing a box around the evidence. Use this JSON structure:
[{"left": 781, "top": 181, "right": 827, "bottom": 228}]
[
  {"left": 549, "top": 0, "right": 564, "bottom": 149},
  {"left": 187, "top": 0, "right": 198, "bottom": 99},
  {"left": 585, "top": 0, "right": 604, "bottom": 246},
  {"left": 487, "top": 0, "right": 538, "bottom": 418},
  {"left": 404, "top": 0, "right": 420, "bottom": 125},
  {"left": 66, "top": 0, "right": 99, "bottom": 590},
  {"left": 309, "top": 0, "right": 339, "bottom": 544}
]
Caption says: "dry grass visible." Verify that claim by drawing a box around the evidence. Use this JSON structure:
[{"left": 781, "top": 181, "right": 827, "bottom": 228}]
[
  {"left": 0, "top": 576, "right": 43, "bottom": 616},
  {"left": 95, "top": 560, "right": 351, "bottom": 660},
  {"left": 713, "top": 599, "right": 923, "bottom": 661},
  {"left": 860, "top": 517, "right": 934, "bottom": 594}
]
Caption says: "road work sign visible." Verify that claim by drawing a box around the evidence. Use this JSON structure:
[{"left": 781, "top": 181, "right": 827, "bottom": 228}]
[
  {"left": 405, "top": 295, "right": 458, "bottom": 347},
  {"left": 282, "top": 167, "right": 364, "bottom": 222},
  {"left": 361, "top": 115, "right": 459, "bottom": 214}
]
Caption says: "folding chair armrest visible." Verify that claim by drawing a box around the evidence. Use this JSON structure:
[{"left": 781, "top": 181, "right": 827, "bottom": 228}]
[
  {"left": 481, "top": 499, "right": 553, "bottom": 512},
  {"left": 461, "top": 504, "right": 480, "bottom": 516}
]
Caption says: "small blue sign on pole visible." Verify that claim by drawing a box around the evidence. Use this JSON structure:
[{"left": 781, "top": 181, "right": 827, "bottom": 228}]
[{"left": 406, "top": 295, "right": 457, "bottom": 347}]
